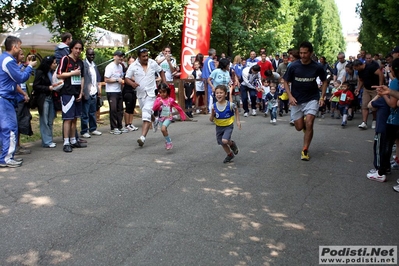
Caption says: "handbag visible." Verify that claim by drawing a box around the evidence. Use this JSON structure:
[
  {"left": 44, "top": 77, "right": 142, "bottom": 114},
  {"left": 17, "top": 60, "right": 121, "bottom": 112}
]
[
  {"left": 52, "top": 56, "right": 70, "bottom": 91},
  {"left": 29, "top": 89, "right": 39, "bottom": 109}
]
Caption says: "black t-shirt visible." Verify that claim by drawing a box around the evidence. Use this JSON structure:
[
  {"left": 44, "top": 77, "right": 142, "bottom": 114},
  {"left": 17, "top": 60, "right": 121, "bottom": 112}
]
[
  {"left": 58, "top": 55, "right": 84, "bottom": 96},
  {"left": 283, "top": 60, "right": 326, "bottom": 104},
  {"left": 184, "top": 82, "right": 194, "bottom": 98},
  {"left": 358, "top": 61, "right": 380, "bottom": 90}
]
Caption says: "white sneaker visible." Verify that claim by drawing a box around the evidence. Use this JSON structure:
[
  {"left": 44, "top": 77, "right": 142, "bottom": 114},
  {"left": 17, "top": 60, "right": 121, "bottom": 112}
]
[
  {"left": 244, "top": 112, "right": 248, "bottom": 117},
  {"left": 152, "top": 118, "right": 159, "bottom": 132},
  {"left": 358, "top": 122, "right": 367, "bottom": 129},
  {"left": 270, "top": 119, "right": 273, "bottom": 124},
  {"left": 251, "top": 109, "right": 257, "bottom": 116},
  {"left": 127, "top": 125, "right": 138, "bottom": 131},
  {"left": 137, "top": 136, "right": 145, "bottom": 147},
  {"left": 272, "top": 118, "right": 277, "bottom": 124},
  {"left": 82, "top": 132, "right": 91, "bottom": 138},
  {"left": 110, "top": 129, "right": 122, "bottom": 135},
  {"left": 196, "top": 109, "right": 201, "bottom": 114},
  {"left": 366, "top": 170, "right": 386, "bottom": 182},
  {"left": 120, "top": 127, "right": 129, "bottom": 133},
  {"left": 90, "top": 130, "right": 102, "bottom": 136},
  {"left": 372, "top": 120, "right": 376, "bottom": 129}
]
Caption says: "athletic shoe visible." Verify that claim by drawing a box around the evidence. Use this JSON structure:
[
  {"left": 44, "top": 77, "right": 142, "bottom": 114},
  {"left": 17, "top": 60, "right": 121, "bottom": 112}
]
[
  {"left": 391, "top": 161, "right": 399, "bottom": 170},
  {"left": 341, "top": 121, "right": 347, "bottom": 127},
  {"left": 301, "top": 150, "right": 310, "bottom": 161},
  {"left": 71, "top": 141, "right": 84, "bottom": 148},
  {"left": 289, "top": 119, "right": 294, "bottom": 125},
  {"left": 110, "top": 129, "right": 122, "bottom": 135},
  {"left": 45, "top": 143, "right": 57, "bottom": 148},
  {"left": 152, "top": 118, "right": 159, "bottom": 132},
  {"left": 223, "top": 153, "right": 235, "bottom": 163},
  {"left": 251, "top": 109, "right": 257, "bottom": 116},
  {"left": 82, "top": 132, "right": 91, "bottom": 138},
  {"left": 165, "top": 142, "right": 173, "bottom": 150},
  {"left": 358, "top": 122, "right": 367, "bottom": 129},
  {"left": 244, "top": 112, "right": 248, "bottom": 117},
  {"left": 14, "top": 158, "right": 23, "bottom": 162},
  {"left": 15, "top": 147, "right": 31, "bottom": 155},
  {"left": 230, "top": 141, "right": 239, "bottom": 155},
  {"left": 137, "top": 136, "right": 145, "bottom": 147},
  {"left": 196, "top": 109, "right": 201, "bottom": 114},
  {"left": 78, "top": 138, "right": 87, "bottom": 143},
  {"left": 272, "top": 118, "right": 276, "bottom": 124},
  {"left": 372, "top": 120, "right": 376, "bottom": 129},
  {"left": 393, "top": 185, "right": 399, "bottom": 193},
  {"left": 270, "top": 119, "right": 273, "bottom": 124},
  {"left": 367, "top": 171, "right": 386, "bottom": 182},
  {"left": 348, "top": 115, "right": 353, "bottom": 121},
  {"left": 63, "top": 144, "right": 72, "bottom": 153},
  {"left": 127, "top": 125, "right": 138, "bottom": 131},
  {"left": 264, "top": 112, "right": 268, "bottom": 117},
  {"left": 90, "top": 130, "right": 102, "bottom": 136},
  {"left": 120, "top": 127, "right": 129, "bottom": 133},
  {"left": 0, "top": 159, "right": 22, "bottom": 168}
]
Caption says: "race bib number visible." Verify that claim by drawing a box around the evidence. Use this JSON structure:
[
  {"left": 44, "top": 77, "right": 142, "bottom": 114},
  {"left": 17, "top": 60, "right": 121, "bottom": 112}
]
[
  {"left": 340, "top": 93, "right": 347, "bottom": 102},
  {"left": 71, "top": 75, "right": 82, "bottom": 85},
  {"left": 161, "top": 106, "right": 171, "bottom": 117}
]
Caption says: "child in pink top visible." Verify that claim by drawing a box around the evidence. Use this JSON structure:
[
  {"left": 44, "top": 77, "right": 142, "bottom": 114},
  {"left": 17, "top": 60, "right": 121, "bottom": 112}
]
[{"left": 152, "top": 83, "right": 187, "bottom": 149}]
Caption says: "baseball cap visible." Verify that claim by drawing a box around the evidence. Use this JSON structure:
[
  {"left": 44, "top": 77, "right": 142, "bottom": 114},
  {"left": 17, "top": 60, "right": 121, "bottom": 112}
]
[
  {"left": 113, "top": 50, "right": 125, "bottom": 57},
  {"left": 392, "top": 46, "right": 399, "bottom": 54}
]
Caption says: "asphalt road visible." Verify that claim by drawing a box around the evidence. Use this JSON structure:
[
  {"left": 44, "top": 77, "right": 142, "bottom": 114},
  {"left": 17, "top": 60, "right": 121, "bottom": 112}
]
[{"left": 0, "top": 112, "right": 398, "bottom": 266}]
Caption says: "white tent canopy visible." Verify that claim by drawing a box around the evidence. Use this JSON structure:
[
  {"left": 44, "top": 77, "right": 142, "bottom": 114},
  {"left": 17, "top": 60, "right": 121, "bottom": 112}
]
[{"left": 0, "top": 22, "right": 128, "bottom": 50}]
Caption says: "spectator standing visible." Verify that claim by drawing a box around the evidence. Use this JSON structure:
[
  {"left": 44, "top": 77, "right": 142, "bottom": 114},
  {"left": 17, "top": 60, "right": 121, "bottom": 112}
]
[
  {"left": 246, "top": 50, "right": 259, "bottom": 68},
  {"left": 257, "top": 52, "right": 273, "bottom": 79},
  {"left": 192, "top": 60, "right": 205, "bottom": 114},
  {"left": 55, "top": 32, "right": 72, "bottom": 64},
  {"left": 81, "top": 48, "right": 102, "bottom": 138},
  {"left": 202, "top": 48, "right": 217, "bottom": 113},
  {"left": 155, "top": 46, "right": 177, "bottom": 100},
  {"left": 184, "top": 74, "right": 195, "bottom": 118},
  {"left": 271, "top": 53, "right": 283, "bottom": 71},
  {"left": 57, "top": 40, "right": 85, "bottom": 153},
  {"left": 104, "top": 50, "right": 127, "bottom": 135},
  {"left": 123, "top": 56, "right": 139, "bottom": 131},
  {"left": 33, "top": 55, "right": 58, "bottom": 148},
  {"left": 333, "top": 52, "right": 348, "bottom": 82},
  {"left": 353, "top": 59, "right": 384, "bottom": 129},
  {"left": 0, "top": 36, "right": 36, "bottom": 166}
]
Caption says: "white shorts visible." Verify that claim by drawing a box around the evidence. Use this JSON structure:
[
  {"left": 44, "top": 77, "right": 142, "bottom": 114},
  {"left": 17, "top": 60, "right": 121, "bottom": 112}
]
[
  {"left": 138, "top": 96, "right": 155, "bottom": 122},
  {"left": 291, "top": 100, "right": 319, "bottom": 121}
]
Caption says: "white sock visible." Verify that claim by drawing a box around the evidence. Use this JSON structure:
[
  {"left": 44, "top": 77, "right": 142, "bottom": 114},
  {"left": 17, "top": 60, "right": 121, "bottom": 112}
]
[{"left": 63, "top": 138, "right": 70, "bottom": 145}]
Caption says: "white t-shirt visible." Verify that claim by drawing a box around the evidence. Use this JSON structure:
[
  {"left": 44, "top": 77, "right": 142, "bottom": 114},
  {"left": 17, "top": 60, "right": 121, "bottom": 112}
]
[
  {"left": 104, "top": 62, "right": 123, "bottom": 93},
  {"left": 335, "top": 61, "right": 348, "bottom": 82},
  {"left": 155, "top": 53, "right": 177, "bottom": 82},
  {"left": 125, "top": 59, "right": 162, "bottom": 98},
  {"left": 193, "top": 69, "right": 204, "bottom": 92}
]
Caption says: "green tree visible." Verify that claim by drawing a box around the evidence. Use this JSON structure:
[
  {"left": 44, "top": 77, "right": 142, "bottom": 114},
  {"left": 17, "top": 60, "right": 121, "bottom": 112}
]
[{"left": 357, "top": 0, "right": 399, "bottom": 54}]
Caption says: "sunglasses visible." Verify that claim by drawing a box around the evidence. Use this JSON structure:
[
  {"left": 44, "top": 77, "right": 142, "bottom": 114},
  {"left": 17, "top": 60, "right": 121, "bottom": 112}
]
[{"left": 139, "top": 48, "right": 148, "bottom": 53}]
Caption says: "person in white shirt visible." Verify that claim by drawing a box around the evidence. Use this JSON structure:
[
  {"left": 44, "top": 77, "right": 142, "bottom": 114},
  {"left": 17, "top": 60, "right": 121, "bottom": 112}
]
[
  {"left": 104, "top": 50, "right": 126, "bottom": 135},
  {"left": 125, "top": 48, "right": 166, "bottom": 147},
  {"left": 81, "top": 48, "right": 102, "bottom": 138},
  {"left": 155, "top": 46, "right": 177, "bottom": 100}
]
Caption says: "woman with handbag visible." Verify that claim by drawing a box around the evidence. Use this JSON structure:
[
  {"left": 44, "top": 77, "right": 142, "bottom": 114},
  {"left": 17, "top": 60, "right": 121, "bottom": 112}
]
[{"left": 33, "top": 55, "right": 58, "bottom": 148}]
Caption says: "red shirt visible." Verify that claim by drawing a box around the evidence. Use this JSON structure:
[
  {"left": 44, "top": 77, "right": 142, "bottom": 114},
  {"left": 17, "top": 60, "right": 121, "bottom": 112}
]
[
  {"left": 257, "top": 60, "right": 273, "bottom": 79},
  {"left": 332, "top": 90, "right": 354, "bottom": 105}
]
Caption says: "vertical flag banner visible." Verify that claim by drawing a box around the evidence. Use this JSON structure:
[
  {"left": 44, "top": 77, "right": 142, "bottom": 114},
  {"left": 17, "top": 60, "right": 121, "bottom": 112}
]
[{"left": 180, "top": 0, "right": 213, "bottom": 79}]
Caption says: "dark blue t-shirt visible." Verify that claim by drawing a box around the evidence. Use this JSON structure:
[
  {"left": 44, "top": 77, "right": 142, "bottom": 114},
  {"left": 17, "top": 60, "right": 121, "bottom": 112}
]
[
  {"left": 371, "top": 97, "right": 390, "bottom": 133},
  {"left": 283, "top": 60, "right": 326, "bottom": 104}
]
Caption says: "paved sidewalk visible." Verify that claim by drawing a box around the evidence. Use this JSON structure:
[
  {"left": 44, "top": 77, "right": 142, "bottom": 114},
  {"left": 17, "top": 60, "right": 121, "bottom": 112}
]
[{"left": 0, "top": 113, "right": 398, "bottom": 265}]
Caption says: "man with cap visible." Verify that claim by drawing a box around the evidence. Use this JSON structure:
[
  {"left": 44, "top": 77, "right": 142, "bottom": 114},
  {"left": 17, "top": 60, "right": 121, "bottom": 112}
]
[
  {"left": 104, "top": 50, "right": 127, "bottom": 135},
  {"left": 125, "top": 48, "right": 166, "bottom": 147}
]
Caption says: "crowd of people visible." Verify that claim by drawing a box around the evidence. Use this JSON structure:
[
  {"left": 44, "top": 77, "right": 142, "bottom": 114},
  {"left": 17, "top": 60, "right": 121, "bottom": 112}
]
[{"left": 1, "top": 33, "right": 399, "bottom": 192}]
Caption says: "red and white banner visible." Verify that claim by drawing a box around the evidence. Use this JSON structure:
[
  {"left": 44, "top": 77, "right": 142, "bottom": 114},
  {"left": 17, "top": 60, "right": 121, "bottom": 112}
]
[{"left": 180, "top": 0, "right": 213, "bottom": 79}]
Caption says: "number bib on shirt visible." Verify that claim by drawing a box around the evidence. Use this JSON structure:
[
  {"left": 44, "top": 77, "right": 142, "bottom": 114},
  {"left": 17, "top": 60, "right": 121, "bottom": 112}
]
[
  {"left": 340, "top": 93, "right": 347, "bottom": 102},
  {"left": 71, "top": 75, "right": 82, "bottom": 85},
  {"left": 161, "top": 105, "right": 171, "bottom": 117}
]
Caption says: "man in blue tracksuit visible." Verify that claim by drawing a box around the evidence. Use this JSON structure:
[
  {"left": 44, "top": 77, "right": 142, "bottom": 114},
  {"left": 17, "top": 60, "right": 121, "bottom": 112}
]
[
  {"left": 0, "top": 36, "right": 36, "bottom": 167},
  {"left": 202, "top": 48, "right": 216, "bottom": 113}
]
